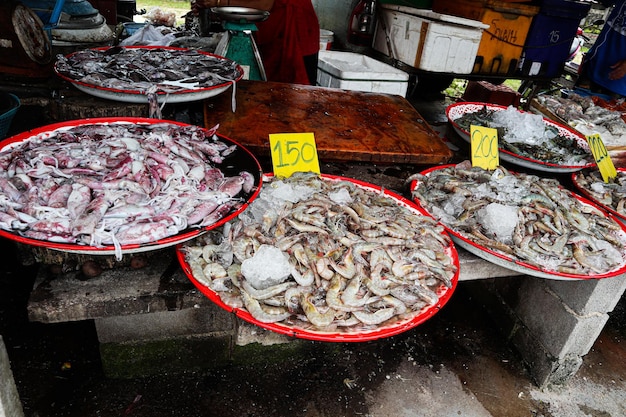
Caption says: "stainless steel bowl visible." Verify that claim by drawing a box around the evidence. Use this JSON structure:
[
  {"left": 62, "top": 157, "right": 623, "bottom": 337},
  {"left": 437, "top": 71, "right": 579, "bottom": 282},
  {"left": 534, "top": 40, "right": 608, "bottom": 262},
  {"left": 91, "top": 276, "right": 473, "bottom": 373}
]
[{"left": 210, "top": 6, "right": 270, "bottom": 23}]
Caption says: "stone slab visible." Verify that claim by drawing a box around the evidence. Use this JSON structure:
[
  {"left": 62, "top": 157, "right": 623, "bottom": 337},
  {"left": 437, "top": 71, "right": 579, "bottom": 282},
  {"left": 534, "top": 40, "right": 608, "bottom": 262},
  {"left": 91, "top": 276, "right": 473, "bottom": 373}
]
[
  {"left": 27, "top": 248, "right": 214, "bottom": 324},
  {"left": 0, "top": 336, "right": 24, "bottom": 417},
  {"left": 95, "top": 306, "right": 236, "bottom": 344}
]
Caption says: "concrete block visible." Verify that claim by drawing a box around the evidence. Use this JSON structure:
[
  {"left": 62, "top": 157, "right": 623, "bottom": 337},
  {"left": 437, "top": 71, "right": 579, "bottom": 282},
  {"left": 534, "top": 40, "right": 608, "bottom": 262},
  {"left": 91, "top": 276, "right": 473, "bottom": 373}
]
[
  {"left": 457, "top": 250, "right": 524, "bottom": 281},
  {"left": 545, "top": 274, "right": 626, "bottom": 315},
  {"left": 509, "top": 322, "right": 583, "bottom": 388},
  {"left": 100, "top": 335, "right": 232, "bottom": 379},
  {"left": 490, "top": 275, "right": 524, "bottom": 308},
  {"left": 514, "top": 279, "right": 609, "bottom": 359},
  {"left": 95, "top": 306, "right": 236, "bottom": 344},
  {"left": 0, "top": 336, "right": 24, "bottom": 417},
  {"left": 235, "top": 320, "right": 296, "bottom": 346},
  {"left": 465, "top": 277, "right": 598, "bottom": 387}
]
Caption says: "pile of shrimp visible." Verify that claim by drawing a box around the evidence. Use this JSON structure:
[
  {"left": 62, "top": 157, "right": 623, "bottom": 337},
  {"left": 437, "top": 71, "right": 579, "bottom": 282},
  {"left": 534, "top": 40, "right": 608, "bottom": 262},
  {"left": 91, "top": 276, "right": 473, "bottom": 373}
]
[
  {"left": 411, "top": 161, "right": 626, "bottom": 276},
  {"left": 182, "top": 172, "right": 458, "bottom": 334}
]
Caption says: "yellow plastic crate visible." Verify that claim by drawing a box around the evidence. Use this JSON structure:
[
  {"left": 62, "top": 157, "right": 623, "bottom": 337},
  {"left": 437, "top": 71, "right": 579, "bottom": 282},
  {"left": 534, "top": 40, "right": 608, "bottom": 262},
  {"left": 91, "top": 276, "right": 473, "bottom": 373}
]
[{"left": 432, "top": 0, "right": 539, "bottom": 76}]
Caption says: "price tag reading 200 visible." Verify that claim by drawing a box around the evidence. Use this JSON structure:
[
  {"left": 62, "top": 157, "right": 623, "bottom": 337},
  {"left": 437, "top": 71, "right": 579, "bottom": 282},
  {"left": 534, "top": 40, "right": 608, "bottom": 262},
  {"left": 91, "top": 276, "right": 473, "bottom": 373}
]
[
  {"left": 269, "top": 132, "right": 321, "bottom": 178},
  {"left": 470, "top": 125, "right": 499, "bottom": 170}
]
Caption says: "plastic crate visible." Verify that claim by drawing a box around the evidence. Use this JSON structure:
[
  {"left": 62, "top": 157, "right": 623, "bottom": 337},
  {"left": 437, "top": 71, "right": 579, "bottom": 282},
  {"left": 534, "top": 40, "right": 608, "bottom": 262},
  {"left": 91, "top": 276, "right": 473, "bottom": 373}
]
[
  {"left": 432, "top": 0, "right": 539, "bottom": 76},
  {"left": 517, "top": 0, "right": 591, "bottom": 78},
  {"left": 0, "top": 93, "right": 20, "bottom": 140},
  {"left": 373, "top": 5, "right": 488, "bottom": 74},
  {"left": 462, "top": 80, "right": 521, "bottom": 106},
  {"left": 316, "top": 51, "right": 409, "bottom": 96}
]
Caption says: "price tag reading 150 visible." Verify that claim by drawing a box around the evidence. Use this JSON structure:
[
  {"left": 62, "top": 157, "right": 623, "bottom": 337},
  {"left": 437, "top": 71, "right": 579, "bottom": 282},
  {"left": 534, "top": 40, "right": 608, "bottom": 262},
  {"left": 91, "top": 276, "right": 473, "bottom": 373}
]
[
  {"left": 470, "top": 125, "right": 499, "bottom": 170},
  {"left": 586, "top": 133, "right": 617, "bottom": 183},
  {"left": 269, "top": 132, "right": 321, "bottom": 178}
]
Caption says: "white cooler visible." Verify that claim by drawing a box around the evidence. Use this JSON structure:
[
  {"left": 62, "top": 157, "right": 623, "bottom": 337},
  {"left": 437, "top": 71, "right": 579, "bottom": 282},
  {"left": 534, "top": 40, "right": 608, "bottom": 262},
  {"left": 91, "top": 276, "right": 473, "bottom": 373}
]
[
  {"left": 316, "top": 50, "right": 410, "bottom": 97},
  {"left": 373, "top": 5, "right": 489, "bottom": 74}
]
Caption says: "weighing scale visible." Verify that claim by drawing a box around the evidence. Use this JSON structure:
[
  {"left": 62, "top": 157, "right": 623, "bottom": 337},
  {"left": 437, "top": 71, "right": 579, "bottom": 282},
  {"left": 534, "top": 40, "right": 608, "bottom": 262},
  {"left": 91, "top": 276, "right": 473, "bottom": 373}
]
[
  {"left": 212, "top": 6, "right": 269, "bottom": 81},
  {"left": 0, "top": 2, "right": 53, "bottom": 78}
]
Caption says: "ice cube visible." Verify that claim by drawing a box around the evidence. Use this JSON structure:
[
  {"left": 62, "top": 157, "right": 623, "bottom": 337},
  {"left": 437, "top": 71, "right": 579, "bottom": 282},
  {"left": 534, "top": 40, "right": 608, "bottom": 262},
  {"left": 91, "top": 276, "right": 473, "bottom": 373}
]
[
  {"left": 240, "top": 244, "right": 292, "bottom": 290},
  {"left": 478, "top": 203, "right": 519, "bottom": 241}
]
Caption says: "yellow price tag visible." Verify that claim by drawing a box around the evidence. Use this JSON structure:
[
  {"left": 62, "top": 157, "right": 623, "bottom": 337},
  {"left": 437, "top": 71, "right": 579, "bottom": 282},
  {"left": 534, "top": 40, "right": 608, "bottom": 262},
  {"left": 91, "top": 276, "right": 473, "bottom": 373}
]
[
  {"left": 269, "top": 132, "right": 321, "bottom": 178},
  {"left": 470, "top": 125, "right": 499, "bottom": 170},
  {"left": 586, "top": 133, "right": 617, "bottom": 183}
]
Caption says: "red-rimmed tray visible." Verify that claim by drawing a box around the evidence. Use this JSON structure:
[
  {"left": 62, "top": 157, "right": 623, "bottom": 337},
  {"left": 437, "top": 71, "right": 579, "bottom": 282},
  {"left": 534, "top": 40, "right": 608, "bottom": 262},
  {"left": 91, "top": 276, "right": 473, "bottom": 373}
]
[
  {"left": 54, "top": 46, "right": 244, "bottom": 104},
  {"left": 177, "top": 173, "right": 460, "bottom": 342},
  {"left": 446, "top": 102, "right": 595, "bottom": 173},
  {"left": 0, "top": 117, "right": 262, "bottom": 258},
  {"left": 572, "top": 168, "right": 626, "bottom": 226},
  {"left": 410, "top": 163, "right": 626, "bottom": 280}
]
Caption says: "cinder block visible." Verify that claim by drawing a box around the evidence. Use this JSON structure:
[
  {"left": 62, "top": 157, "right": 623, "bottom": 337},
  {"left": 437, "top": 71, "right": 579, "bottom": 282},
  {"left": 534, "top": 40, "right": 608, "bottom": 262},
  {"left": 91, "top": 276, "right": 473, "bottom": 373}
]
[
  {"left": 545, "top": 274, "right": 626, "bottom": 315},
  {"left": 490, "top": 275, "right": 524, "bottom": 308},
  {"left": 95, "top": 306, "right": 236, "bottom": 344},
  {"left": 0, "top": 336, "right": 25, "bottom": 417},
  {"left": 514, "top": 279, "right": 609, "bottom": 358},
  {"left": 509, "top": 321, "right": 583, "bottom": 388}
]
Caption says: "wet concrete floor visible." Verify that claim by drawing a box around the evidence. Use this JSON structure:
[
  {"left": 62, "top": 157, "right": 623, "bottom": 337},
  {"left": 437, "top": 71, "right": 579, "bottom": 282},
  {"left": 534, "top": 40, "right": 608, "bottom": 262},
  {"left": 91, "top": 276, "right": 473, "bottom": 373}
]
[
  {"left": 2, "top": 238, "right": 625, "bottom": 417},
  {"left": 0, "top": 93, "right": 625, "bottom": 417}
]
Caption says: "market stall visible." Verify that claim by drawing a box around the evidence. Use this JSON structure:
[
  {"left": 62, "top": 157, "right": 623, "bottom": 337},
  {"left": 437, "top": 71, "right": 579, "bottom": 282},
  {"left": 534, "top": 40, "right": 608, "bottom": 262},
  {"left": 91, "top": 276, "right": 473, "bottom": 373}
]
[{"left": 1, "top": 0, "right": 625, "bottom": 394}]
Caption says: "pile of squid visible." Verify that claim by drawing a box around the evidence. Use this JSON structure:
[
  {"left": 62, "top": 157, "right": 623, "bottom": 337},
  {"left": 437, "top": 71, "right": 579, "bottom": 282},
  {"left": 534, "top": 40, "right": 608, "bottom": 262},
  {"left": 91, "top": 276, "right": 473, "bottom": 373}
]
[
  {"left": 574, "top": 169, "right": 626, "bottom": 218},
  {"left": 0, "top": 121, "right": 256, "bottom": 258},
  {"left": 182, "top": 172, "right": 458, "bottom": 333},
  {"left": 55, "top": 46, "right": 243, "bottom": 94},
  {"left": 410, "top": 161, "right": 626, "bottom": 276}
]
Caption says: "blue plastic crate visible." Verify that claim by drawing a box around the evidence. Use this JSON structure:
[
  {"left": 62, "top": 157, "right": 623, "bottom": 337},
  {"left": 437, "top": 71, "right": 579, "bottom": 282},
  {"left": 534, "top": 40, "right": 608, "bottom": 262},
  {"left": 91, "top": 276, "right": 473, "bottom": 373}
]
[
  {"left": 518, "top": 0, "right": 592, "bottom": 78},
  {"left": 0, "top": 94, "right": 20, "bottom": 140}
]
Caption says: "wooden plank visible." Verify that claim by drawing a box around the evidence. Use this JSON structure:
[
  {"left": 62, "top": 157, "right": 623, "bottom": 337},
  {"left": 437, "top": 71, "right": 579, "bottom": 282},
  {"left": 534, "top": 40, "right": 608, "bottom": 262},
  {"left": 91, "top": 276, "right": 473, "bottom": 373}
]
[{"left": 204, "top": 80, "right": 453, "bottom": 165}]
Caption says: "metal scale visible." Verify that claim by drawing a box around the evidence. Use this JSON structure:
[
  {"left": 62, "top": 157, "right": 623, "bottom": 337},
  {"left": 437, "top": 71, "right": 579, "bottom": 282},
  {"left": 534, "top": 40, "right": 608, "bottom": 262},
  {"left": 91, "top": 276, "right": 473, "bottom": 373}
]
[
  {"left": 212, "top": 6, "right": 269, "bottom": 81},
  {"left": 0, "top": 2, "right": 53, "bottom": 78},
  {"left": 0, "top": 0, "right": 113, "bottom": 79}
]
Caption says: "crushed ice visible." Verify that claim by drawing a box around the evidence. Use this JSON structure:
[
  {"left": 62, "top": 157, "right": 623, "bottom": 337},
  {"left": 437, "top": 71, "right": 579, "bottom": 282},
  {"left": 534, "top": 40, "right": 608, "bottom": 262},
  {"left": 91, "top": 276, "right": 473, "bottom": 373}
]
[
  {"left": 240, "top": 244, "right": 291, "bottom": 290},
  {"left": 492, "top": 106, "right": 557, "bottom": 145},
  {"left": 329, "top": 188, "right": 353, "bottom": 204},
  {"left": 477, "top": 203, "right": 519, "bottom": 241}
]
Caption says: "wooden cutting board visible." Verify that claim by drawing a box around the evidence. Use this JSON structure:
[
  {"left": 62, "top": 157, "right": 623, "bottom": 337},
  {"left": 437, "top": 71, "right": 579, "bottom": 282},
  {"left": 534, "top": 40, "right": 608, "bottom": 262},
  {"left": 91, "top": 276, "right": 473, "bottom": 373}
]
[{"left": 204, "top": 80, "right": 452, "bottom": 164}]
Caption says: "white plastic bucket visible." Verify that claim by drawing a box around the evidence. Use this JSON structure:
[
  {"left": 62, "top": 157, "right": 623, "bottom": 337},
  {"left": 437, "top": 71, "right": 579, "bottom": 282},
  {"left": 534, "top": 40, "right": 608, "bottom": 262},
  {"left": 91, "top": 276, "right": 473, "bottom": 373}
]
[{"left": 320, "top": 29, "right": 334, "bottom": 51}]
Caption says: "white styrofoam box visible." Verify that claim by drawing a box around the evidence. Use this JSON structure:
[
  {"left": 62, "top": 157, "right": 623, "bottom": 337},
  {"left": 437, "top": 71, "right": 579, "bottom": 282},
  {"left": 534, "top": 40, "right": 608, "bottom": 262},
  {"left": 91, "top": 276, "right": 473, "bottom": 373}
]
[
  {"left": 373, "top": 4, "right": 489, "bottom": 74},
  {"left": 316, "top": 50, "right": 409, "bottom": 96}
]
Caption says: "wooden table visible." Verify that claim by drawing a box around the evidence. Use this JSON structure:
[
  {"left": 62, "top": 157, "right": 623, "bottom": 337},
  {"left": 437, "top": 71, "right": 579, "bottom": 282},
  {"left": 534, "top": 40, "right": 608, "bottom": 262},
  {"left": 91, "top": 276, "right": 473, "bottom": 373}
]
[{"left": 204, "top": 80, "right": 453, "bottom": 165}]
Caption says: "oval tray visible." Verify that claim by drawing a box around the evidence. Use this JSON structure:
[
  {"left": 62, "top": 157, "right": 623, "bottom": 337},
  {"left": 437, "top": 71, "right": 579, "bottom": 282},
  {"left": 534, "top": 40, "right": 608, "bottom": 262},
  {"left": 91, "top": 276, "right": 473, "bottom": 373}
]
[
  {"left": 411, "top": 164, "right": 626, "bottom": 280},
  {"left": 0, "top": 117, "right": 263, "bottom": 256},
  {"left": 177, "top": 174, "right": 460, "bottom": 342},
  {"left": 572, "top": 167, "right": 626, "bottom": 226},
  {"left": 446, "top": 102, "right": 595, "bottom": 173},
  {"left": 54, "top": 46, "right": 244, "bottom": 104}
]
